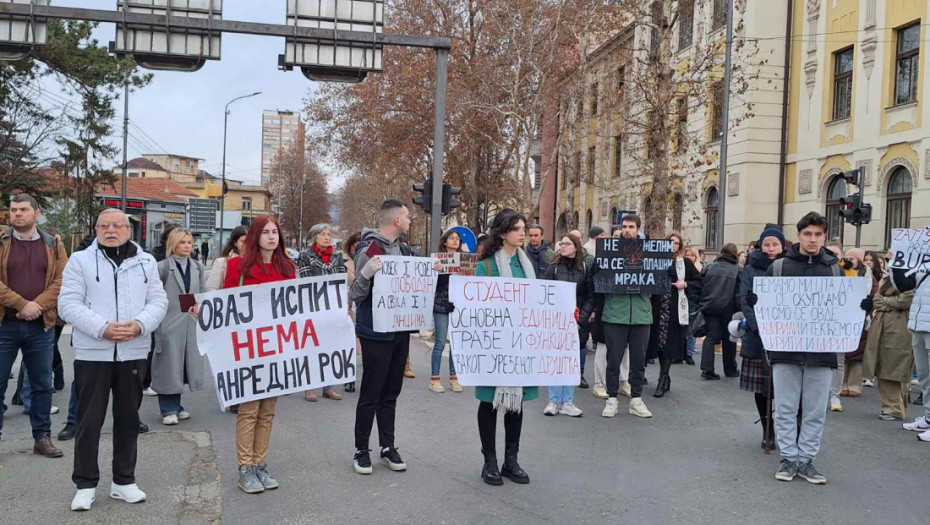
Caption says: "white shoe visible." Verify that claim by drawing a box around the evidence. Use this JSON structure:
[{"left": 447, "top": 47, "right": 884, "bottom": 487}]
[
  {"left": 543, "top": 402, "right": 560, "bottom": 416},
  {"left": 919, "top": 429, "right": 930, "bottom": 443},
  {"left": 162, "top": 414, "right": 178, "bottom": 425},
  {"left": 110, "top": 483, "right": 146, "bottom": 503},
  {"left": 629, "top": 397, "right": 653, "bottom": 418},
  {"left": 592, "top": 383, "right": 608, "bottom": 399},
  {"left": 830, "top": 395, "right": 843, "bottom": 412},
  {"left": 602, "top": 398, "right": 619, "bottom": 418},
  {"left": 71, "top": 488, "right": 96, "bottom": 511},
  {"left": 50, "top": 405, "right": 60, "bottom": 415},
  {"left": 558, "top": 402, "right": 583, "bottom": 417},
  {"left": 863, "top": 378, "right": 874, "bottom": 388},
  {"left": 619, "top": 382, "right": 632, "bottom": 398},
  {"left": 911, "top": 378, "right": 921, "bottom": 386},
  {"left": 143, "top": 387, "right": 158, "bottom": 396},
  {"left": 177, "top": 410, "right": 191, "bottom": 420},
  {"left": 904, "top": 416, "right": 930, "bottom": 432}
]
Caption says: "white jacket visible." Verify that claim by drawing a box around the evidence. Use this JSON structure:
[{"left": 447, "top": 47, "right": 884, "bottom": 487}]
[{"left": 58, "top": 240, "right": 168, "bottom": 362}]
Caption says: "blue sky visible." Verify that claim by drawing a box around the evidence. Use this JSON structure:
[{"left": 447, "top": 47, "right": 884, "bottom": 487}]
[{"left": 48, "top": 1, "right": 320, "bottom": 186}]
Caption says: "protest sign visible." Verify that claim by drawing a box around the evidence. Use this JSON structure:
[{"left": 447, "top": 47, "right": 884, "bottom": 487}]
[
  {"left": 447, "top": 275, "right": 580, "bottom": 387},
  {"left": 889, "top": 228, "right": 930, "bottom": 273},
  {"left": 593, "top": 238, "right": 674, "bottom": 294},
  {"left": 373, "top": 256, "right": 437, "bottom": 332},
  {"left": 195, "top": 275, "right": 357, "bottom": 408},
  {"left": 432, "top": 252, "right": 479, "bottom": 275},
  {"left": 753, "top": 276, "right": 870, "bottom": 353}
]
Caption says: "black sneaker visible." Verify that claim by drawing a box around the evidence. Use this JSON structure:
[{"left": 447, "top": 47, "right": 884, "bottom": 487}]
[
  {"left": 796, "top": 461, "right": 826, "bottom": 484},
  {"left": 774, "top": 459, "right": 797, "bottom": 482},
  {"left": 701, "top": 371, "right": 721, "bottom": 380},
  {"left": 380, "top": 447, "right": 407, "bottom": 471},
  {"left": 353, "top": 449, "right": 373, "bottom": 475},
  {"left": 579, "top": 377, "right": 589, "bottom": 389},
  {"left": 58, "top": 423, "right": 77, "bottom": 441},
  {"left": 138, "top": 422, "right": 149, "bottom": 433}
]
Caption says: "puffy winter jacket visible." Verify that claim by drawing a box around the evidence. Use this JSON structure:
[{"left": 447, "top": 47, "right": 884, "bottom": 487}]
[
  {"left": 58, "top": 240, "right": 168, "bottom": 362},
  {"left": 890, "top": 267, "right": 930, "bottom": 332},
  {"left": 698, "top": 254, "right": 741, "bottom": 316},
  {"left": 739, "top": 250, "right": 781, "bottom": 359}
]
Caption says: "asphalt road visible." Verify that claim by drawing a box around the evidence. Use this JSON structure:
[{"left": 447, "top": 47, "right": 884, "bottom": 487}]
[{"left": 1, "top": 332, "right": 928, "bottom": 525}]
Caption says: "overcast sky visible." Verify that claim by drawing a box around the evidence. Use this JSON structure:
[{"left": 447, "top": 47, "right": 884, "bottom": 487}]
[{"left": 48, "top": 1, "right": 322, "bottom": 186}]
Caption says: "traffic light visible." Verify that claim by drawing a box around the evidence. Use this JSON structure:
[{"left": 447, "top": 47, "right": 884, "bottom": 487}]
[
  {"left": 838, "top": 192, "right": 860, "bottom": 222},
  {"left": 838, "top": 168, "right": 871, "bottom": 225},
  {"left": 412, "top": 178, "right": 433, "bottom": 213},
  {"left": 441, "top": 183, "right": 461, "bottom": 214}
]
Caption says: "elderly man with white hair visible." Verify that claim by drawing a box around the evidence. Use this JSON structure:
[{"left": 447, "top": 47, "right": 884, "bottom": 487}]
[{"left": 58, "top": 209, "right": 168, "bottom": 511}]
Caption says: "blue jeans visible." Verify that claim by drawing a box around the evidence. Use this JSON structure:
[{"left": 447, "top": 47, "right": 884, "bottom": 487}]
[
  {"left": 548, "top": 386, "right": 574, "bottom": 404},
  {"left": 67, "top": 380, "right": 79, "bottom": 425},
  {"left": 578, "top": 328, "right": 586, "bottom": 373},
  {"left": 431, "top": 312, "right": 456, "bottom": 377},
  {"left": 0, "top": 319, "right": 55, "bottom": 439},
  {"left": 157, "top": 393, "right": 183, "bottom": 417}
]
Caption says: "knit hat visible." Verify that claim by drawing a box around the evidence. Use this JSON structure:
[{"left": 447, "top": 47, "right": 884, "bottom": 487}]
[
  {"left": 846, "top": 248, "right": 865, "bottom": 263},
  {"left": 758, "top": 225, "right": 785, "bottom": 249},
  {"left": 589, "top": 226, "right": 605, "bottom": 238}
]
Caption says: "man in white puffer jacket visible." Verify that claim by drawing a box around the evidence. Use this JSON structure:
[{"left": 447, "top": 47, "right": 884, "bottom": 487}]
[{"left": 58, "top": 208, "right": 168, "bottom": 511}]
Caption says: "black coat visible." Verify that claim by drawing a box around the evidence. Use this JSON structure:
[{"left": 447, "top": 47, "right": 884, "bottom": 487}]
[
  {"left": 434, "top": 273, "right": 454, "bottom": 314},
  {"left": 648, "top": 257, "right": 701, "bottom": 361},
  {"left": 698, "top": 254, "right": 741, "bottom": 317},
  {"left": 739, "top": 250, "right": 781, "bottom": 359},
  {"left": 764, "top": 244, "right": 839, "bottom": 368},
  {"left": 542, "top": 258, "right": 591, "bottom": 309}
]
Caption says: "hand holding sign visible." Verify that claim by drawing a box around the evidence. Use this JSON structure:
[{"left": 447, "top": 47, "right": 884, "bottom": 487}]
[{"left": 372, "top": 256, "right": 437, "bottom": 332}]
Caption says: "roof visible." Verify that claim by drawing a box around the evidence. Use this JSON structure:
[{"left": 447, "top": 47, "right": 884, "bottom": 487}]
[
  {"left": 96, "top": 178, "right": 198, "bottom": 203},
  {"left": 142, "top": 153, "right": 204, "bottom": 161},
  {"left": 115, "top": 157, "right": 167, "bottom": 172}
]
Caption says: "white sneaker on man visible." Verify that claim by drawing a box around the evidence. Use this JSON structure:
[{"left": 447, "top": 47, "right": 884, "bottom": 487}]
[
  {"left": 863, "top": 378, "right": 874, "bottom": 387},
  {"left": 619, "top": 381, "right": 632, "bottom": 398},
  {"left": 558, "top": 402, "right": 583, "bottom": 417},
  {"left": 543, "top": 402, "right": 560, "bottom": 416},
  {"left": 592, "top": 383, "right": 608, "bottom": 399},
  {"left": 177, "top": 410, "right": 191, "bottom": 420},
  {"left": 110, "top": 483, "right": 146, "bottom": 503},
  {"left": 629, "top": 397, "right": 653, "bottom": 418},
  {"left": 143, "top": 387, "right": 158, "bottom": 396},
  {"left": 162, "top": 414, "right": 179, "bottom": 425},
  {"left": 50, "top": 405, "right": 59, "bottom": 415},
  {"left": 903, "top": 416, "right": 930, "bottom": 432},
  {"left": 71, "top": 488, "right": 96, "bottom": 511},
  {"left": 919, "top": 429, "right": 930, "bottom": 443},
  {"left": 829, "top": 395, "right": 843, "bottom": 412},
  {"left": 602, "top": 398, "right": 619, "bottom": 418}
]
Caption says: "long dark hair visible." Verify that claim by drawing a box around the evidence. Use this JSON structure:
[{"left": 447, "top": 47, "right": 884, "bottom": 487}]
[
  {"left": 439, "top": 228, "right": 464, "bottom": 253},
  {"left": 343, "top": 230, "right": 362, "bottom": 257},
  {"left": 865, "top": 250, "right": 883, "bottom": 282},
  {"left": 479, "top": 209, "right": 526, "bottom": 260},
  {"left": 238, "top": 215, "right": 295, "bottom": 279},
  {"left": 220, "top": 225, "right": 248, "bottom": 258},
  {"left": 551, "top": 233, "right": 584, "bottom": 271}
]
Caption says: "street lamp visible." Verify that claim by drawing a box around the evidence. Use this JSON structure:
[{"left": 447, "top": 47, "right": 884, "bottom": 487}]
[{"left": 219, "top": 91, "right": 261, "bottom": 248}]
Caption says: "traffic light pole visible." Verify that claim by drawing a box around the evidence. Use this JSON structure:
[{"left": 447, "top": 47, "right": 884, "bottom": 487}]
[{"left": 429, "top": 49, "right": 449, "bottom": 254}]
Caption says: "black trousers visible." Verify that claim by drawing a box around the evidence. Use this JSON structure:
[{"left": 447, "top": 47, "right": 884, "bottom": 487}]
[
  {"left": 354, "top": 334, "right": 409, "bottom": 450},
  {"left": 477, "top": 401, "right": 522, "bottom": 453},
  {"left": 604, "top": 323, "right": 650, "bottom": 398},
  {"left": 700, "top": 314, "right": 738, "bottom": 376},
  {"left": 72, "top": 359, "right": 146, "bottom": 489}
]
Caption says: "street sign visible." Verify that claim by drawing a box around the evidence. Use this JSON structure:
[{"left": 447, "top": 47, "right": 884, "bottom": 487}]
[
  {"left": 0, "top": 0, "right": 48, "bottom": 61},
  {"left": 188, "top": 197, "right": 217, "bottom": 233},
  {"left": 114, "top": 0, "right": 222, "bottom": 71}
]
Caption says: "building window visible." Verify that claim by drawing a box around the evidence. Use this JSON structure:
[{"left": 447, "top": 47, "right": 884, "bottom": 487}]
[
  {"left": 885, "top": 167, "right": 913, "bottom": 246},
  {"left": 894, "top": 23, "right": 920, "bottom": 106},
  {"left": 609, "top": 206, "right": 618, "bottom": 226},
  {"left": 617, "top": 66, "right": 625, "bottom": 104},
  {"left": 679, "top": 0, "right": 694, "bottom": 50},
  {"left": 587, "top": 146, "right": 596, "bottom": 183},
  {"left": 572, "top": 211, "right": 579, "bottom": 229},
  {"left": 712, "top": 0, "right": 727, "bottom": 31},
  {"left": 705, "top": 187, "right": 719, "bottom": 249},
  {"left": 586, "top": 209, "right": 593, "bottom": 232},
  {"left": 573, "top": 152, "right": 581, "bottom": 186},
  {"left": 833, "top": 47, "right": 854, "bottom": 120},
  {"left": 560, "top": 158, "right": 567, "bottom": 190},
  {"left": 590, "top": 82, "right": 598, "bottom": 116},
  {"left": 614, "top": 136, "right": 622, "bottom": 178},
  {"left": 711, "top": 80, "right": 724, "bottom": 141},
  {"left": 677, "top": 97, "right": 689, "bottom": 150},
  {"left": 825, "top": 176, "right": 847, "bottom": 243},
  {"left": 242, "top": 197, "right": 252, "bottom": 212},
  {"left": 672, "top": 193, "right": 684, "bottom": 232}
]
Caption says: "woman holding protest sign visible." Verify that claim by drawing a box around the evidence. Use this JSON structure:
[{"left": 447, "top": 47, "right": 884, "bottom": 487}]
[
  {"left": 297, "top": 223, "right": 347, "bottom": 402},
  {"left": 647, "top": 232, "right": 700, "bottom": 398},
  {"left": 541, "top": 233, "right": 590, "bottom": 417},
  {"left": 473, "top": 209, "right": 538, "bottom": 486},
  {"left": 152, "top": 229, "right": 207, "bottom": 426},
  {"left": 834, "top": 248, "right": 879, "bottom": 400},
  {"left": 223, "top": 215, "right": 296, "bottom": 495},
  {"left": 429, "top": 229, "right": 465, "bottom": 394}
]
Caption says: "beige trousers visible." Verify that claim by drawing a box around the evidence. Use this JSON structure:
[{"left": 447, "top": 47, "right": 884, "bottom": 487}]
[
  {"left": 877, "top": 379, "right": 909, "bottom": 418},
  {"left": 595, "top": 342, "right": 629, "bottom": 385},
  {"left": 236, "top": 397, "right": 278, "bottom": 467}
]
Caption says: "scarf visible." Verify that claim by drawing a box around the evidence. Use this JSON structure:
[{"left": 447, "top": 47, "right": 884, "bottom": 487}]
[
  {"left": 313, "top": 244, "right": 334, "bottom": 265},
  {"left": 675, "top": 256, "right": 689, "bottom": 325},
  {"left": 492, "top": 247, "right": 536, "bottom": 414}
]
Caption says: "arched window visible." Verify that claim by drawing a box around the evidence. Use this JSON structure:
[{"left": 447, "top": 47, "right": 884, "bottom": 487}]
[
  {"left": 672, "top": 193, "right": 684, "bottom": 232},
  {"left": 585, "top": 209, "right": 593, "bottom": 232},
  {"left": 705, "top": 187, "right": 719, "bottom": 249},
  {"left": 885, "top": 167, "right": 912, "bottom": 246},
  {"left": 825, "top": 176, "right": 847, "bottom": 243},
  {"left": 572, "top": 211, "right": 579, "bottom": 229},
  {"left": 557, "top": 213, "right": 568, "bottom": 237},
  {"left": 609, "top": 206, "right": 619, "bottom": 227}
]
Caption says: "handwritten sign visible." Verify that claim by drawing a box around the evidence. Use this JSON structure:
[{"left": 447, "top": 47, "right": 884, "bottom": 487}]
[
  {"left": 447, "top": 276, "right": 580, "bottom": 387},
  {"left": 432, "top": 252, "right": 479, "bottom": 275},
  {"left": 593, "top": 238, "right": 674, "bottom": 294},
  {"left": 373, "top": 256, "right": 437, "bottom": 332},
  {"left": 889, "top": 228, "right": 930, "bottom": 273},
  {"left": 195, "top": 275, "right": 357, "bottom": 408},
  {"left": 753, "top": 276, "right": 870, "bottom": 353}
]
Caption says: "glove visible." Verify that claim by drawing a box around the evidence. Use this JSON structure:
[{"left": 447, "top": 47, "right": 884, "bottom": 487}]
[
  {"left": 738, "top": 320, "right": 748, "bottom": 331},
  {"left": 360, "top": 256, "right": 382, "bottom": 279},
  {"left": 860, "top": 296, "right": 873, "bottom": 313},
  {"left": 573, "top": 307, "right": 580, "bottom": 322},
  {"left": 746, "top": 292, "right": 758, "bottom": 306}
]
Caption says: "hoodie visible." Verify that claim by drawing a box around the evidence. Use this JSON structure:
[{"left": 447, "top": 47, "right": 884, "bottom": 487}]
[{"left": 350, "top": 228, "right": 411, "bottom": 341}]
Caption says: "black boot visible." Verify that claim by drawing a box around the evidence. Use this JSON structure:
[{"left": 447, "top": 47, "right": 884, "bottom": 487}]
[
  {"left": 653, "top": 374, "right": 670, "bottom": 398},
  {"left": 760, "top": 415, "right": 776, "bottom": 450},
  {"left": 501, "top": 443, "right": 529, "bottom": 484},
  {"left": 53, "top": 364, "right": 65, "bottom": 392},
  {"left": 481, "top": 449, "right": 503, "bottom": 486}
]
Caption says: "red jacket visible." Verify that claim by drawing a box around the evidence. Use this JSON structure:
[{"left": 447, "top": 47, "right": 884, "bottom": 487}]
[{"left": 222, "top": 256, "right": 294, "bottom": 288}]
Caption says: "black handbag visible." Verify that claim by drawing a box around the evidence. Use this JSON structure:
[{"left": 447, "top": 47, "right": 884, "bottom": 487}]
[{"left": 690, "top": 309, "right": 707, "bottom": 339}]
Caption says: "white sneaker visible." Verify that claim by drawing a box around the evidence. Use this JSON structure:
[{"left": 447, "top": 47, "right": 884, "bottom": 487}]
[
  {"left": 143, "top": 387, "right": 158, "bottom": 396},
  {"left": 863, "top": 378, "right": 874, "bottom": 388},
  {"left": 619, "top": 382, "right": 632, "bottom": 398},
  {"left": 601, "top": 398, "right": 619, "bottom": 418},
  {"left": 71, "top": 488, "right": 96, "bottom": 511},
  {"left": 177, "top": 410, "right": 191, "bottom": 420},
  {"left": 543, "top": 402, "right": 560, "bottom": 416},
  {"left": 50, "top": 405, "right": 60, "bottom": 415},
  {"left": 911, "top": 378, "right": 920, "bottom": 386},
  {"left": 919, "top": 429, "right": 930, "bottom": 443},
  {"left": 110, "top": 483, "right": 146, "bottom": 503},
  {"left": 592, "top": 383, "right": 608, "bottom": 399},
  {"left": 162, "top": 414, "right": 179, "bottom": 425},
  {"left": 830, "top": 395, "right": 843, "bottom": 412},
  {"left": 903, "top": 416, "right": 930, "bottom": 432},
  {"left": 629, "top": 397, "right": 653, "bottom": 418},
  {"left": 558, "top": 402, "right": 583, "bottom": 417}
]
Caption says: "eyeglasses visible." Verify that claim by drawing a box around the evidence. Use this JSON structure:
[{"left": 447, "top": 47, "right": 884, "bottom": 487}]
[{"left": 96, "top": 223, "right": 129, "bottom": 230}]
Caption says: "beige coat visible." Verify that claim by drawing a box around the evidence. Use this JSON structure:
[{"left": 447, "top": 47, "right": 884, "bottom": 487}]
[{"left": 864, "top": 276, "right": 914, "bottom": 383}]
